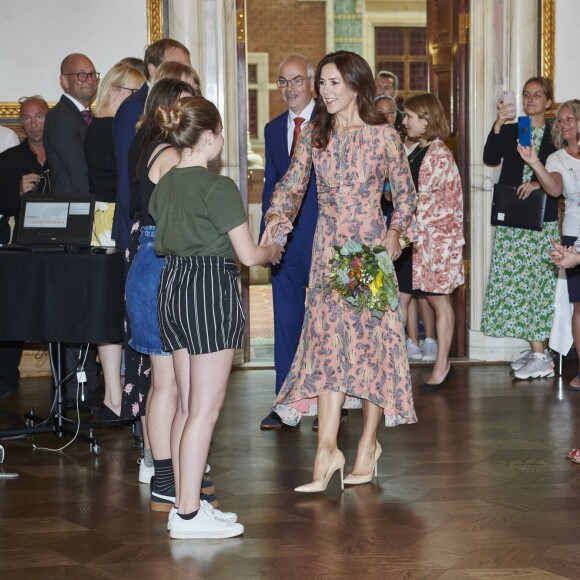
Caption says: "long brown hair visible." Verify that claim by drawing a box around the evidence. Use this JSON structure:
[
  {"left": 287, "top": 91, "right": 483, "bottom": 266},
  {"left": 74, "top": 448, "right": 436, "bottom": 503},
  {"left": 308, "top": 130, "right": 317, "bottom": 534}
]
[
  {"left": 134, "top": 78, "right": 196, "bottom": 182},
  {"left": 311, "top": 51, "right": 385, "bottom": 150},
  {"left": 155, "top": 96, "right": 222, "bottom": 151}
]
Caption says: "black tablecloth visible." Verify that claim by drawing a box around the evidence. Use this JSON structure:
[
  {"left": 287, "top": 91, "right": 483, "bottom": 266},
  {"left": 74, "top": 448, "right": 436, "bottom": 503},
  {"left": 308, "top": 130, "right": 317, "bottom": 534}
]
[{"left": 0, "top": 250, "right": 124, "bottom": 343}]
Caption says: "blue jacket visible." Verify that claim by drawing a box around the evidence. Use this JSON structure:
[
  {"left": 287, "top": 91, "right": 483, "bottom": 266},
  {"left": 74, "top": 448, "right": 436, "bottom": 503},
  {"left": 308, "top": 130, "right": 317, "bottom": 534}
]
[
  {"left": 112, "top": 83, "right": 148, "bottom": 251},
  {"left": 260, "top": 110, "right": 318, "bottom": 257}
]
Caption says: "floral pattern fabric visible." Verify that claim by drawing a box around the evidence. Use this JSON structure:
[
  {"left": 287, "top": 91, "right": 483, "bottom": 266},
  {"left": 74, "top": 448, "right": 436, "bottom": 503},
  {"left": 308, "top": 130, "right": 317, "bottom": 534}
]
[
  {"left": 412, "top": 139, "right": 465, "bottom": 294},
  {"left": 266, "top": 123, "right": 418, "bottom": 427},
  {"left": 480, "top": 222, "right": 559, "bottom": 341},
  {"left": 481, "top": 125, "right": 558, "bottom": 341},
  {"left": 121, "top": 220, "right": 151, "bottom": 418}
]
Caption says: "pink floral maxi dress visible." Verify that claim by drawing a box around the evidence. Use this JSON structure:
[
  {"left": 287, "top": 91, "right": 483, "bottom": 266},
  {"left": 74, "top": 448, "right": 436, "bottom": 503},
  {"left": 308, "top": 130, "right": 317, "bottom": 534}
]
[{"left": 266, "top": 123, "right": 418, "bottom": 427}]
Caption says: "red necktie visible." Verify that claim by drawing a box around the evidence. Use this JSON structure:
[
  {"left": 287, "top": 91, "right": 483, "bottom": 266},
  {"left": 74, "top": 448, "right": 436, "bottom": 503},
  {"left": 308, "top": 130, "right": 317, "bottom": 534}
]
[
  {"left": 81, "top": 110, "right": 92, "bottom": 126},
  {"left": 290, "top": 117, "right": 305, "bottom": 159}
]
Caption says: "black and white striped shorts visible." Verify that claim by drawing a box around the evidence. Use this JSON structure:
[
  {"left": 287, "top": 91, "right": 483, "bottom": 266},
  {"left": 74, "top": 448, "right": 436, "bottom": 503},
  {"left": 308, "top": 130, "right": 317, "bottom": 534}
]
[{"left": 157, "top": 255, "right": 245, "bottom": 355}]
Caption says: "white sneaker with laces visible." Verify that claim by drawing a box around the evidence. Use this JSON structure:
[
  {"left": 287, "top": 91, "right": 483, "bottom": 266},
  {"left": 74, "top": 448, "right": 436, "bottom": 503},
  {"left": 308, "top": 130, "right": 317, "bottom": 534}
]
[
  {"left": 169, "top": 501, "right": 244, "bottom": 539},
  {"left": 514, "top": 354, "right": 555, "bottom": 379},
  {"left": 510, "top": 350, "right": 533, "bottom": 371},
  {"left": 167, "top": 501, "right": 237, "bottom": 531},
  {"left": 138, "top": 457, "right": 155, "bottom": 484},
  {"left": 421, "top": 338, "right": 438, "bottom": 362},
  {"left": 406, "top": 338, "right": 423, "bottom": 360}
]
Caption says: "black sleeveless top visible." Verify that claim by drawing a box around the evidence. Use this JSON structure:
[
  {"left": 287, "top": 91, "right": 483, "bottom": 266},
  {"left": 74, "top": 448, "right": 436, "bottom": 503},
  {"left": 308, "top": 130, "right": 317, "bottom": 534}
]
[{"left": 135, "top": 142, "right": 172, "bottom": 226}]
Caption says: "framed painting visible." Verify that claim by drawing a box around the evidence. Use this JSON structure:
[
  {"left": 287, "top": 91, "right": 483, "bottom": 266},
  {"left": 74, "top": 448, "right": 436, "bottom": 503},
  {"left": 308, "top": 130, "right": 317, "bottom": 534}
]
[{"left": 0, "top": 0, "right": 163, "bottom": 119}]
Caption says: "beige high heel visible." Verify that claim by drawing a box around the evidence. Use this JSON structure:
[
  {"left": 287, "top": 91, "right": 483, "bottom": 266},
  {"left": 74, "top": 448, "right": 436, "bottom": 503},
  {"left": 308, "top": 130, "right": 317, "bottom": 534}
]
[
  {"left": 294, "top": 449, "right": 345, "bottom": 493},
  {"left": 344, "top": 442, "right": 382, "bottom": 485}
]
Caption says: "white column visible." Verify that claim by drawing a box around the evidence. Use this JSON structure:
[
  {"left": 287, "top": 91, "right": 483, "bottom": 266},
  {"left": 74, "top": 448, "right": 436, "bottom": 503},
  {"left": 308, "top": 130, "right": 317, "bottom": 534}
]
[
  {"left": 167, "top": 0, "right": 244, "bottom": 366},
  {"left": 506, "top": 0, "right": 539, "bottom": 113},
  {"left": 468, "top": 0, "right": 539, "bottom": 361},
  {"left": 168, "top": 0, "right": 240, "bottom": 185}
]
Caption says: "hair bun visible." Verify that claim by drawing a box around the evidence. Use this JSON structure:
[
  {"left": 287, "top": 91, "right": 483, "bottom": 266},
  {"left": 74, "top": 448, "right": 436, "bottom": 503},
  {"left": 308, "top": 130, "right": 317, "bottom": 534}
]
[{"left": 156, "top": 103, "right": 184, "bottom": 133}]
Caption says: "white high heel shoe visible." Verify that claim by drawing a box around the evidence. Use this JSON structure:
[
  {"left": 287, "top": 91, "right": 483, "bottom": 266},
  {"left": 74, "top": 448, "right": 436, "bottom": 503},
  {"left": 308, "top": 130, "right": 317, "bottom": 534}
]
[
  {"left": 344, "top": 442, "right": 382, "bottom": 485},
  {"left": 294, "top": 449, "right": 345, "bottom": 493}
]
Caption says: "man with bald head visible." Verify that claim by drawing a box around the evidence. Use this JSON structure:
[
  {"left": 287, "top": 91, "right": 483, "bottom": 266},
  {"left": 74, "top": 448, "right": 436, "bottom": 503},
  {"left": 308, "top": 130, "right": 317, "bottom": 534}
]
[
  {"left": 259, "top": 54, "right": 321, "bottom": 429},
  {"left": 42, "top": 53, "right": 102, "bottom": 405},
  {"left": 43, "top": 53, "right": 99, "bottom": 195},
  {"left": 0, "top": 96, "right": 50, "bottom": 243},
  {"left": 0, "top": 96, "right": 50, "bottom": 398}
]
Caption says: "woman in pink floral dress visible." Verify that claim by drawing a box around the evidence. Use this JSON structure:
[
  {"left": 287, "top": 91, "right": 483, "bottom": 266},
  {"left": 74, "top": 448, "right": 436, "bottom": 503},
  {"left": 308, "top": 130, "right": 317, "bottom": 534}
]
[
  {"left": 399, "top": 93, "right": 465, "bottom": 391},
  {"left": 263, "top": 51, "right": 417, "bottom": 492}
]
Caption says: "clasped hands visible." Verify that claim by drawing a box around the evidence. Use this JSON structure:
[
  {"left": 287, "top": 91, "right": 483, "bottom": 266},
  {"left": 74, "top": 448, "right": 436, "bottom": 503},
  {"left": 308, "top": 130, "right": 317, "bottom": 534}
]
[
  {"left": 259, "top": 216, "right": 289, "bottom": 267},
  {"left": 549, "top": 239, "right": 580, "bottom": 269}
]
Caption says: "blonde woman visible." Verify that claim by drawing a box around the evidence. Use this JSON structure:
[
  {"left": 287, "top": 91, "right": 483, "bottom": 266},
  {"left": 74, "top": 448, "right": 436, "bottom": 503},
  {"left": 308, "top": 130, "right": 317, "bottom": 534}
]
[
  {"left": 151, "top": 61, "right": 200, "bottom": 90},
  {"left": 84, "top": 60, "right": 145, "bottom": 419}
]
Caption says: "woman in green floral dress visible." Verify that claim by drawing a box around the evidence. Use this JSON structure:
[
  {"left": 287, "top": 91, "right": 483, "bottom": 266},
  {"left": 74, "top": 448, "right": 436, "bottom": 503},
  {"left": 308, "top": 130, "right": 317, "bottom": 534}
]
[{"left": 481, "top": 77, "right": 558, "bottom": 379}]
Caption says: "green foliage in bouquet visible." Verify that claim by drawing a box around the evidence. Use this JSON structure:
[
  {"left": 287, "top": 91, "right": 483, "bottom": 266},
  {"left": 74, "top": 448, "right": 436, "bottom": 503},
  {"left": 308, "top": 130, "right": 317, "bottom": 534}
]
[{"left": 326, "top": 239, "right": 402, "bottom": 318}]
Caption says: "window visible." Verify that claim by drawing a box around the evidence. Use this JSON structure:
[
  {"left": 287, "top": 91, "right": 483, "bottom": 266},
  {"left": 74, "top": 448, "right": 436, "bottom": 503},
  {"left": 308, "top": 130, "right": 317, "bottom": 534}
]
[
  {"left": 246, "top": 54, "right": 269, "bottom": 145},
  {"left": 375, "top": 27, "right": 427, "bottom": 106}
]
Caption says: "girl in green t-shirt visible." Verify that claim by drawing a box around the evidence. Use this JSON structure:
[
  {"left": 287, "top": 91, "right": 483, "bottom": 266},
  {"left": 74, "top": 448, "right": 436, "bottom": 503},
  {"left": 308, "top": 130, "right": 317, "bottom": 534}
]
[{"left": 150, "top": 96, "right": 282, "bottom": 540}]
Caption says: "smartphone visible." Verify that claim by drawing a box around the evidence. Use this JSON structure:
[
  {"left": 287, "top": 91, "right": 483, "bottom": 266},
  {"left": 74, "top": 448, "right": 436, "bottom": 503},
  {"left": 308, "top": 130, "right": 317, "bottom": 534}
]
[
  {"left": 518, "top": 116, "right": 532, "bottom": 147},
  {"left": 502, "top": 90, "right": 516, "bottom": 118}
]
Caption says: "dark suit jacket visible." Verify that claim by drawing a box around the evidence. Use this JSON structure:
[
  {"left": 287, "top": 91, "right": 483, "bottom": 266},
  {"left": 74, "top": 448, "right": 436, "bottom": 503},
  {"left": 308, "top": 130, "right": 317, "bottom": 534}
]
[
  {"left": 394, "top": 108, "right": 404, "bottom": 133},
  {"left": 112, "top": 83, "right": 148, "bottom": 251},
  {"left": 260, "top": 110, "right": 318, "bottom": 253},
  {"left": 43, "top": 95, "right": 89, "bottom": 196},
  {"left": 483, "top": 121, "right": 558, "bottom": 222}
]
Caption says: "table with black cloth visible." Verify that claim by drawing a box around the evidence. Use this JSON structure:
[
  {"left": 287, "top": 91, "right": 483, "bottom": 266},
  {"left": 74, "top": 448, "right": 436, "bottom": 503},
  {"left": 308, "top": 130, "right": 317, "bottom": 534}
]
[
  {"left": 0, "top": 249, "right": 124, "bottom": 343},
  {"left": 0, "top": 249, "right": 126, "bottom": 451}
]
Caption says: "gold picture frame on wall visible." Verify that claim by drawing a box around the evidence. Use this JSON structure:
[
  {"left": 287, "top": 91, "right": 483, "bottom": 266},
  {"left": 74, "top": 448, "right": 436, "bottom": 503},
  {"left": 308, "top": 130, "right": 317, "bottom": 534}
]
[
  {"left": 0, "top": 0, "right": 163, "bottom": 119},
  {"left": 541, "top": 0, "right": 554, "bottom": 82}
]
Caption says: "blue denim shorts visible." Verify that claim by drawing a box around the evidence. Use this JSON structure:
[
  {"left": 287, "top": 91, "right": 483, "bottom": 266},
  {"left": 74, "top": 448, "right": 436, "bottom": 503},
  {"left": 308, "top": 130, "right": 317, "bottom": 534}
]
[{"left": 126, "top": 226, "right": 170, "bottom": 356}]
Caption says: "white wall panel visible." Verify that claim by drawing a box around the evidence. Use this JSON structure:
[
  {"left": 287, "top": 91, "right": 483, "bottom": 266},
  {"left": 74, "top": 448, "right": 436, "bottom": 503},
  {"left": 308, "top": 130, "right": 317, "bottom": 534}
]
[{"left": 0, "top": 0, "right": 147, "bottom": 103}]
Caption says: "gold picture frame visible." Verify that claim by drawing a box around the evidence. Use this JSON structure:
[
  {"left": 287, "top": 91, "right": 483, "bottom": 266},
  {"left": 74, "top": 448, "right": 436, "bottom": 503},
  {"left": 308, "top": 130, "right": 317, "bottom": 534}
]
[
  {"left": 541, "top": 0, "right": 555, "bottom": 82},
  {"left": 0, "top": 0, "right": 163, "bottom": 119}
]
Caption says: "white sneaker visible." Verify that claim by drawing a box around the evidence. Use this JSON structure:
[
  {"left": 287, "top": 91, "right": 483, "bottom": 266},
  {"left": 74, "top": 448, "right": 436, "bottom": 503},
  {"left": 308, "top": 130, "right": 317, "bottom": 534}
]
[
  {"left": 205, "top": 463, "right": 211, "bottom": 475},
  {"left": 514, "top": 354, "right": 555, "bottom": 379},
  {"left": 167, "top": 501, "right": 237, "bottom": 531},
  {"left": 169, "top": 501, "right": 244, "bottom": 539},
  {"left": 510, "top": 350, "right": 534, "bottom": 371},
  {"left": 406, "top": 338, "right": 423, "bottom": 360},
  {"left": 138, "top": 457, "right": 154, "bottom": 484},
  {"left": 421, "top": 338, "right": 437, "bottom": 362}
]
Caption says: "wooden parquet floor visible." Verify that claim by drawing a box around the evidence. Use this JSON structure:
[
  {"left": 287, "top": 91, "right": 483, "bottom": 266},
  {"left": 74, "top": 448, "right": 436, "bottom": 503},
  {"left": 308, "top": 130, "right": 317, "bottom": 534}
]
[{"left": 1, "top": 363, "right": 580, "bottom": 579}]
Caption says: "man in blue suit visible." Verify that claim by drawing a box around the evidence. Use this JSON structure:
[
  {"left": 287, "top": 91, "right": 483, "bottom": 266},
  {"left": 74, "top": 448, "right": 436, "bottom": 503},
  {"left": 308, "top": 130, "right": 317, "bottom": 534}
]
[
  {"left": 112, "top": 38, "right": 191, "bottom": 252},
  {"left": 259, "top": 55, "right": 319, "bottom": 429}
]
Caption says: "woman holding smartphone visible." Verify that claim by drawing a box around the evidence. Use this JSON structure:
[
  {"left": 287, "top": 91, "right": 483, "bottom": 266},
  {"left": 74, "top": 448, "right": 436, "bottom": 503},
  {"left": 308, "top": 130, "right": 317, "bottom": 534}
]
[
  {"left": 481, "top": 77, "right": 558, "bottom": 379},
  {"left": 519, "top": 101, "right": 580, "bottom": 389}
]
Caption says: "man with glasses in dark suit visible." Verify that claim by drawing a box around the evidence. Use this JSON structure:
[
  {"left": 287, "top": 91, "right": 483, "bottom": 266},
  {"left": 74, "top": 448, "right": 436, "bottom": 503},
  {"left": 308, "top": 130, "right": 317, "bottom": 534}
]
[
  {"left": 43, "top": 53, "right": 99, "bottom": 196},
  {"left": 42, "top": 53, "right": 102, "bottom": 406}
]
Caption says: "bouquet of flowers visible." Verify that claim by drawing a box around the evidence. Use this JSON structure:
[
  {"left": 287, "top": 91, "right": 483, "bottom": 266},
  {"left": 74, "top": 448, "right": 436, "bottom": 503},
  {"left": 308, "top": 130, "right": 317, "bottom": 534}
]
[{"left": 326, "top": 238, "right": 408, "bottom": 318}]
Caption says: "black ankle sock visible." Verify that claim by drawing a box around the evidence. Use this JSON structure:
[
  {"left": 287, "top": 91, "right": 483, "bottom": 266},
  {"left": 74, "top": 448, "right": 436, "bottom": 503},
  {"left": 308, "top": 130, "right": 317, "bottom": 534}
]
[
  {"left": 152, "top": 458, "right": 174, "bottom": 494},
  {"left": 178, "top": 509, "right": 199, "bottom": 521}
]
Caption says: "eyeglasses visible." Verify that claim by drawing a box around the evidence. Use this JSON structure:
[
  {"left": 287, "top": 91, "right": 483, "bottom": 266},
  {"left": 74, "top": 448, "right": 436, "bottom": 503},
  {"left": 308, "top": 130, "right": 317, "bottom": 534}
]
[
  {"left": 63, "top": 71, "right": 100, "bottom": 82},
  {"left": 114, "top": 85, "right": 139, "bottom": 94},
  {"left": 276, "top": 76, "right": 309, "bottom": 88}
]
